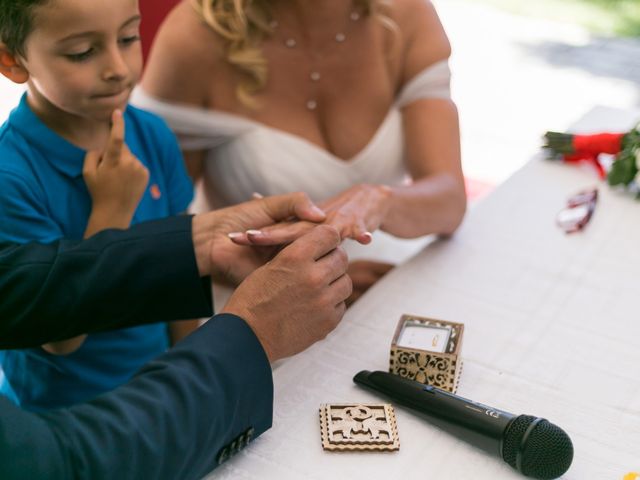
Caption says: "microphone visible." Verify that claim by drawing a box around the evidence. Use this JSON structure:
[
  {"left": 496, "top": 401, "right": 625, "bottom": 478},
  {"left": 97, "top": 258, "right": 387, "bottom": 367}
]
[{"left": 354, "top": 370, "right": 573, "bottom": 480}]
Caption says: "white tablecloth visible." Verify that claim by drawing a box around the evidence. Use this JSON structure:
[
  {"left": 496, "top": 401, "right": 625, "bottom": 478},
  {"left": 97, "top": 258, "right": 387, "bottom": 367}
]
[{"left": 208, "top": 106, "right": 640, "bottom": 479}]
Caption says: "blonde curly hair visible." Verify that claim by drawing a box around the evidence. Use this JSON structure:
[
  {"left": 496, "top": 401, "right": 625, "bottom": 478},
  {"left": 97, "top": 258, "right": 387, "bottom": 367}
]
[{"left": 191, "top": 0, "right": 394, "bottom": 106}]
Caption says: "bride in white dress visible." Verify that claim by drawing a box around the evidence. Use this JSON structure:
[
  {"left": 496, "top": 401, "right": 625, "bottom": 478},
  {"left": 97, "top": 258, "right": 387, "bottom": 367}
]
[{"left": 134, "top": 0, "right": 466, "bottom": 305}]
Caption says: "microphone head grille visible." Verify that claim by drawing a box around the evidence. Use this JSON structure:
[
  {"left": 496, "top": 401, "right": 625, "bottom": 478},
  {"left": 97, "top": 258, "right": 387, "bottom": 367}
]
[{"left": 502, "top": 415, "right": 574, "bottom": 479}]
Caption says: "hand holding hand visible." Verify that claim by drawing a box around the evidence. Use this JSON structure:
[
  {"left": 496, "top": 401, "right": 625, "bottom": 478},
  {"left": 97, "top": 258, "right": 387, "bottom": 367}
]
[
  {"left": 228, "top": 184, "right": 393, "bottom": 247},
  {"left": 191, "top": 192, "right": 326, "bottom": 281},
  {"left": 83, "top": 110, "right": 149, "bottom": 226},
  {"left": 222, "top": 225, "right": 352, "bottom": 362}
]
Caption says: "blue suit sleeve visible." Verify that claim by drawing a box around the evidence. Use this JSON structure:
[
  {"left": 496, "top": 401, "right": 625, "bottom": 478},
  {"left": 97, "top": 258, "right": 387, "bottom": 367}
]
[
  {"left": 0, "top": 170, "right": 63, "bottom": 243},
  {"left": 0, "top": 216, "right": 213, "bottom": 348},
  {"left": 0, "top": 314, "right": 273, "bottom": 480}
]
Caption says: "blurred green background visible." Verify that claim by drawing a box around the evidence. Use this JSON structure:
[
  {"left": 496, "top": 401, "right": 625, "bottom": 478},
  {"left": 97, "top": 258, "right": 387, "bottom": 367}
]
[{"left": 466, "top": 0, "right": 640, "bottom": 36}]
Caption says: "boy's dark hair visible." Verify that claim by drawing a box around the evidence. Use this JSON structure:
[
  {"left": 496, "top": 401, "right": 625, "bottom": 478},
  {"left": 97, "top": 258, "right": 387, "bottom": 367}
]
[{"left": 0, "top": 0, "right": 50, "bottom": 56}]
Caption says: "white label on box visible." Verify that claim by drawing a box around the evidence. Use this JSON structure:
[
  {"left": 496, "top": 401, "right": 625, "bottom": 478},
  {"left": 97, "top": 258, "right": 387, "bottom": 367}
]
[{"left": 397, "top": 323, "right": 451, "bottom": 353}]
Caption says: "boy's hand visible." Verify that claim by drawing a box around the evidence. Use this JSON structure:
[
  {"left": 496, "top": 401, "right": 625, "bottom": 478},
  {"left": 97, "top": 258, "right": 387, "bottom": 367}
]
[
  {"left": 42, "top": 335, "right": 87, "bottom": 356},
  {"left": 83, "top": 109, "right": 149, "bottom": 227},
  {"left": 49, "top": 111, "right": 150, "bottom": 355}
]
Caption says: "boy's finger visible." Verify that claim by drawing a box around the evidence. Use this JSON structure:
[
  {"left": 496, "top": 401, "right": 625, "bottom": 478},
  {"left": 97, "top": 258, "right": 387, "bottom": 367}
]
[
  {"left": 82, "top": 150, "right": 101, "bottom": 176},
  {"left": 121, "top": 143, "right": 134, "bottom": 162},
  {"left": 103, "top": 109, "right": 125, "bottom": 165}
]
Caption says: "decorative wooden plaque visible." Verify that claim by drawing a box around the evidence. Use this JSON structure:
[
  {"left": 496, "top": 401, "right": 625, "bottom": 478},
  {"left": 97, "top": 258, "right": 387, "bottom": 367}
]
[
  {"left": 389, "top": 314, "right": 464, "bottom": 393},
  {"left": 319, "top": 403, "right": 400, "bottom": 452}
]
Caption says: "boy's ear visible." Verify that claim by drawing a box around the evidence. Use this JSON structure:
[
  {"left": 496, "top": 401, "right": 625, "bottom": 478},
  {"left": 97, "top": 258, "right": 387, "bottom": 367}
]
[{"left": 0, "top": 45, "right": 29, "bottom": 84}]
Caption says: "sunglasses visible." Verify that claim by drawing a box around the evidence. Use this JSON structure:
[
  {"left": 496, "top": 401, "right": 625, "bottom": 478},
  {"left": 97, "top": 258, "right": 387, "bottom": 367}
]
[{"left": 556, "top": 188, "right": 598, "bottom": 234}]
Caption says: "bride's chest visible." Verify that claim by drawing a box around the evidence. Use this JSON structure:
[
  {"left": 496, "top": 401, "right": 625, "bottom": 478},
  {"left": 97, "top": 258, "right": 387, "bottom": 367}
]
[{"left": 206, "top": 35, "right": 401, "bottom": 161}]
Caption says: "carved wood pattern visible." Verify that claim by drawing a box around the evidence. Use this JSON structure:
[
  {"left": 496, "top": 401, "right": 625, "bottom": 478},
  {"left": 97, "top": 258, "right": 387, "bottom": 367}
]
[
  {"left": 389, "top": 315, "right": 464, "bottom": 393},
  {"left": 319, "top": 403, "right": 400, "bottom": 451}
]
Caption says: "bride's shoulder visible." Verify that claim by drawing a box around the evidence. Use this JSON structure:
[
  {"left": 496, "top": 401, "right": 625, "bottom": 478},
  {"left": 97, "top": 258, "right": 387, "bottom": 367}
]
[
  {"left": 142, "top": 2, "right": 226, "bottom": 105},
  {"left": 387, "top": 0, "right": 449, "bottom": 51},
  {"left": 386, "top": 0, "right": 451, "bottom": 83},
  {"left": 386, "top": 0, "right": 444, "bottom": 28},
  {"left": 152, "top": 2, "right": 225, "bottom": 64}
]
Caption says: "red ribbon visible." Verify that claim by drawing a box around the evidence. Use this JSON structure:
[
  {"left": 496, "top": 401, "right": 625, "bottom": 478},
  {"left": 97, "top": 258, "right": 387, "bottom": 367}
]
[
  {"left": 573, "top": 133, "right": 624, "bottom": 155},
  {"left": 563, "top": 133, "right": 625, "bottom": 179},
  {"left": 562, "top": 152, "right": 605, "bottom": 179}
]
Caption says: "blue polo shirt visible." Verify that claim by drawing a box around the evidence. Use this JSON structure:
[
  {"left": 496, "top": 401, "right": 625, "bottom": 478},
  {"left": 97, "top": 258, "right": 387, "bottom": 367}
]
[{"left": 0, "top": 94, "right": 193, "bottom": 411}]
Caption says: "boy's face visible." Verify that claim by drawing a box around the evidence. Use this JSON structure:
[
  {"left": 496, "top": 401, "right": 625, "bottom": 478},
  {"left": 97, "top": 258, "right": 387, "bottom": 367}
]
[{"left": 19, "top": 0, "right": 142, "bottom": 122}]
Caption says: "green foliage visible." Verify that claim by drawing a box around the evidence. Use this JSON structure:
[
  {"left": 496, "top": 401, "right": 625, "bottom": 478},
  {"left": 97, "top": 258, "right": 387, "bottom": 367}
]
[
  {"left": 543, "top": 132, "right": 578, "bottom": 155},
  {"left": 607, "top": 127, "right": 640, "bottom": 187}
]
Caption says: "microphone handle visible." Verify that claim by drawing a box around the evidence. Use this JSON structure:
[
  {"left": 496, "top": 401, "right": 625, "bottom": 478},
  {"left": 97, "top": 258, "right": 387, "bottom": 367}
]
[{"left": 354, "top": 370, "right": 515, "bottom": 457}]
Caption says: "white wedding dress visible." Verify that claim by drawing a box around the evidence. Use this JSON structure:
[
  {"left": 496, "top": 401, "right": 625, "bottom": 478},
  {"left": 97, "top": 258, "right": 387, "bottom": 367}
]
[{"left": 132, "top": 60, "right": 451, "bottom": 308}]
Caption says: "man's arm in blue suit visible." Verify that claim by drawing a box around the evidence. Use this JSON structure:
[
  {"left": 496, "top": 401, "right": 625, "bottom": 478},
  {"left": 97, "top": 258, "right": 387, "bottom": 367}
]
[
  {"left": 0, "top": 201, "right": 350, "bottom": 479},
  {"left": 0, "top": 313, "right": 273, "bottom": 479},
  {"left": 0, "top": 215, "right": 213, "bottom": 349}
]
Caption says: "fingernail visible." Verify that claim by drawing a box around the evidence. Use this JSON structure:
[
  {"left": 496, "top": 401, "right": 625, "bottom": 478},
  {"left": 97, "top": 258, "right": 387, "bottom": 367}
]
[
  {"left": 310, "top": 205, "right": 326, "bottom": 217},
  {"left": 246, "top": 230, "right": 263, "bottom": 237},
  {"left": 252, "top": 192, "right": 264, "bottom": 199},
  {"left": 227, "top": 232, "right": 243, "bottom": 239},
  {"left": 363, "top": 232, "right": 373, "bottom": 241}
]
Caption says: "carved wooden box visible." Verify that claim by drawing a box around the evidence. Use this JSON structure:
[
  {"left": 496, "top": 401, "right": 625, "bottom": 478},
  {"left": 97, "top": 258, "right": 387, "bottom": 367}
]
[{"left": 389, "top": 314, "right": 464, "bottom": 393}]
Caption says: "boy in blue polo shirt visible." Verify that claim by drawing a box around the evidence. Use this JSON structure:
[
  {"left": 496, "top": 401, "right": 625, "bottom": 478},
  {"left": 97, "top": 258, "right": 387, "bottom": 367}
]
[{"left": 0, "top": 0, "right": 199, "bottom": 410}]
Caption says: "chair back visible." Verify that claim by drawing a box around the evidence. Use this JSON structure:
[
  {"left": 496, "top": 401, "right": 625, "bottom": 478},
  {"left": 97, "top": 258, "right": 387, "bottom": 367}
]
[{"left": 140, "top": 0, "right": 181, "bottom": 63}]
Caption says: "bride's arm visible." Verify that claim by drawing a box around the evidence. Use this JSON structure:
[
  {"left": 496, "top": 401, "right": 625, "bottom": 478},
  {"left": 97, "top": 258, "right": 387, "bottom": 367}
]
[
  {"left": 382, "top": 101, "right": 465, "bottom": 238},
  {"left": 380, "top": 0, "right": 466, "bottom": 238},
  {"left": 182, "top": 150, "right": 205, "bottom": 183},
  {"left": 290, "top": 1, "right": 465, "bottom": 240},
  {"left": 141, "top": 2, "right": 217, "bottom": 107}
]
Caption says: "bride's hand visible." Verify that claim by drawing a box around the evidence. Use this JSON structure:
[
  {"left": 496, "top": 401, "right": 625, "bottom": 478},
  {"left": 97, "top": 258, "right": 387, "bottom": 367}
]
[
  {"left": 346, "top": 260, "right": 394, "bottom": 306},
  {"left": 319, "top": 184, "right": 393, "bottom": 244},
  {"left": 229, "top": 184, "right": 393, "bottom": 246}
]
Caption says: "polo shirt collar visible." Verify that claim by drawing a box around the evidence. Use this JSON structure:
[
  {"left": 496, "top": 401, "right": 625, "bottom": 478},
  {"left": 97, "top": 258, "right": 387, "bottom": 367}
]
[{"left": 9, "top": 94, "right": 87, "bottom": 179}]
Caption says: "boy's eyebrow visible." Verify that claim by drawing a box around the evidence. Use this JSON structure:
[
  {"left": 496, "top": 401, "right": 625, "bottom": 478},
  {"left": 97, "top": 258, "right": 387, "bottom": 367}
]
[
  {"left": 120, "top": 15, "right": 143, "bottom": 30},
  {"left": 56, "top": 15, "right": 142, "bottom": 43}
]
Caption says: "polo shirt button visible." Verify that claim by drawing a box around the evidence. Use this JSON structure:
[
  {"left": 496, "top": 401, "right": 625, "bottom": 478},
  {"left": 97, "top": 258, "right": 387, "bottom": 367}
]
[{"left": 150, "top": 184, "right": 161, "bottom": 200}]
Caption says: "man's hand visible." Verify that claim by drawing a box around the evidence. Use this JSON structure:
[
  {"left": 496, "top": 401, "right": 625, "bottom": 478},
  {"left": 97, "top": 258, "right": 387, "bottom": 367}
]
[
  {"left": 222, "top": 225, "right": 352, "bottom": 362},
  {"left": 83, "top": 109, "right": 149, "bottom": 231},
  {"left": 191, "top": 192, "right": 326, "bottom": 282}
]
